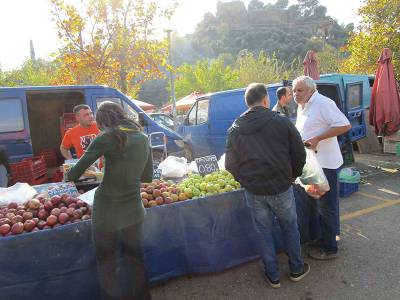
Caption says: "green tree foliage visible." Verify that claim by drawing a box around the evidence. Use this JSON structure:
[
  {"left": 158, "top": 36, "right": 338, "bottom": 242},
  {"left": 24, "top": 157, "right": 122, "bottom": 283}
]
[
  {"left": 0, "top": 59, "right": 56, "bottom": 87},
  {"left": 316, "top": 44, "right": 344, "bottom": 74},
  {"left": 174, "top": 59, "right": 240, "bottom": 99},
  {"left": 235, "top": 50, "right": 300, "bottom": 86},
  {"left": 341, "top": 0, "right": 400, "bottom": 81},
  {"left": 189, "top": 0, "right": 352, "bottom": 64}
]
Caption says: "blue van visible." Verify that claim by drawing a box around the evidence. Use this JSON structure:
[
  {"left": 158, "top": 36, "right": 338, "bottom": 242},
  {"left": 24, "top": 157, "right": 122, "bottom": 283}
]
[
  {"left": 0, "top": 85, "right": 184, "bottom": 162},
  {"left": 178, "top": 77, "right": 367, "bottom": 159},
  {"left": 177, "top": 89, "right": 247, "bottom": 159}
]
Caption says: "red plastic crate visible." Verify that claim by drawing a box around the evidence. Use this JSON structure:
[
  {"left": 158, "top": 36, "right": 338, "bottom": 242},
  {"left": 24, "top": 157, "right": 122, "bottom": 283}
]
[
  {"left": 10, "top": 156, "right": 48, "bottom": 185},
  {"left": 51, "top": 169, "right": 64, "bottom": 183},
  {"left": 60, "top": 113, "right": 77, "bottom": 138},
  {"left": 38, "top": 149, "right": 58, "bottom": 167}
]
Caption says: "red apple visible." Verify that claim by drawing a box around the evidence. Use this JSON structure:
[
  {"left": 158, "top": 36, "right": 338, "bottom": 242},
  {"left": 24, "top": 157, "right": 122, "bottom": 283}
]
[
  {"left": 51, "top": 208, "right": 61, "bottom": 217},
  {"left": 11, "top": 222, "right": 24, "bottom": 235},
  {"left": 7, "top": 202, "right": 18, "bottom": 210},
  {"left": 22, "top": 211, "right": 33, "bottom": 221},
  {"left": 46, "top": 215, "right": 58, "bottom": 226},
  {"left": 0, "top": 224, "right": 11, "bottom": 236},
  {"left": 58, "top": 213, "right": 69, "bottom": 224},
  {"left": 24, "top": 220, "right": 36, "bottom": 232}
]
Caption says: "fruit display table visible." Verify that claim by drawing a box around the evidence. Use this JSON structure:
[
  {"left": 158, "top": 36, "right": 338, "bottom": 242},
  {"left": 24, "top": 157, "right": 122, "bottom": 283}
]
[{"left": 0, "top": 185, "right": 314, "bottom": 300}]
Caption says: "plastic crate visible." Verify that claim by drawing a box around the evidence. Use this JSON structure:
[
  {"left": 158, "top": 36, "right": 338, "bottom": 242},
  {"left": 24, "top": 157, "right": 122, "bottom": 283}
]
[
  {"left": 51, "top": 169, "right": 64, "bottom": 183},
  {"left": 60, "top": 113, "right": 77, "bottom": 138},
  {"left": 339, "top": 182, "right": 359, "bottom": 197},
  {"left": 342, "top": 150, "right": 354, "bottom": 166},
  {"left": 10, "top": 156, "right": 48, "bottom": 185},
  {"left": 349, "top": 125, "right": 367, "bottom": 142},
  {"left": 38, "top": 149, "right": 58, "bottom": 167},
  {"left": 383, "top": 139, "right": 400, "bottom": 154}
]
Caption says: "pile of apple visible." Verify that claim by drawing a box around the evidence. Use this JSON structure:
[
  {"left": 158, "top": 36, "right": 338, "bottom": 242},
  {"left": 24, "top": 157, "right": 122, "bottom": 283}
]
[
  {"left": 0, "top": 194, "right": 91, "bottom": 237},
  {"left": 178, "top": 170, "right": 241, "bottom": 198},
  {"left": 141, "top": 179, "right": 186, "bottom": 208},
  {"left": 141, "top": 171, "right": 241, "bottom": 208}
]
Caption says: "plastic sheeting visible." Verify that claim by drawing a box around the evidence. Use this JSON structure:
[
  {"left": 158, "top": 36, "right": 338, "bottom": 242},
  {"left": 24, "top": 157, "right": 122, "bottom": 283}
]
[{"left": 0, "top": 186, "right": 314, "bottom": 299}]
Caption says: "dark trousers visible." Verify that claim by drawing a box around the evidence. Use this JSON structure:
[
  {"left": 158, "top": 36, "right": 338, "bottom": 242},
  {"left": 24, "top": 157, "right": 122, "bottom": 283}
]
[
  {"left": 308, "top": 168, "right": 339, "bottom": 253},
  {"left": 93, "top": 223, "right": 151, "bottom": 300}
]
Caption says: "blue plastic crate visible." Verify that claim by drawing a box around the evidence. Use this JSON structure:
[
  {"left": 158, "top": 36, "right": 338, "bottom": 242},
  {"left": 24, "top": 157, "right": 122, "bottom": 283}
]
[{"left": 339, "top": 182, "right": 359, "bottom": 197}]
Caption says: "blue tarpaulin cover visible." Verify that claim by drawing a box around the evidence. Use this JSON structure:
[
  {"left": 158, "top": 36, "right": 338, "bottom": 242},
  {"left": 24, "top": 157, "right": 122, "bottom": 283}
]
[{"left": 0, "top": 186, "right": 314, "bottom": 299}]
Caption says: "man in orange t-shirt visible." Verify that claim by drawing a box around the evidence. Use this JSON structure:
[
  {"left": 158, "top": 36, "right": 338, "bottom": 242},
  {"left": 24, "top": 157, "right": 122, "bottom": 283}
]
[{"left": 60, "top": 104, "right": 100, "bottom": 160}]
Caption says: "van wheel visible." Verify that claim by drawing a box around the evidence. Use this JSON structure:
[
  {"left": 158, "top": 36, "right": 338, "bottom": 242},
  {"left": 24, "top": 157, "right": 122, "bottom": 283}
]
[{"left": 184, "top": 144, "right": 193, "bottom": 162}]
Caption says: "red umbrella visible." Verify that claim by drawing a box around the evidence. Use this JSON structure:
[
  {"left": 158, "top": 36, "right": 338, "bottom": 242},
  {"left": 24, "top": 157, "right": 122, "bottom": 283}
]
[
  {"left": 303, "top": 50, "right": 320, "bottom": 80},
  {"left": 369, "top": 48, "right": 400, "bottom": 136}
]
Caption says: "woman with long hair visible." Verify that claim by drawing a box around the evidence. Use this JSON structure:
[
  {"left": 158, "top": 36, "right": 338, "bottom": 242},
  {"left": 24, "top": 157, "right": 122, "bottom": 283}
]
[{"left": 67, "top": 101, "right": 153, "bottom": 300}]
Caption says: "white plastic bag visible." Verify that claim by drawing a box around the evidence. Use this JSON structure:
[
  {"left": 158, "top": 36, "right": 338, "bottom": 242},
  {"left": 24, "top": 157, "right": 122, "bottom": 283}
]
[
  {"left": 218, "top": 154, "right": 226, "bottom": 171},
  {"left": 78, "top": 187, "right": 97, "bottom": 207},
  {"left": 298, "top": 148, "right": 330, "bottom": 199},
  {"left": 158, "top": 156, "right": 187, "bottom": 178},
  {"left": 189, "top": 161, "right": 199, "bottom": 174},
  {"left": 0, "top": 183, "right": 37, "bottom": 206}
]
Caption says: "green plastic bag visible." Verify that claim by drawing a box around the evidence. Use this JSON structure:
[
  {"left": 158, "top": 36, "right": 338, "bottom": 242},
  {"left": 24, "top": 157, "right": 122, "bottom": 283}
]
[{"left": 339, "top": 168, "right": 360, "bottom": 184}]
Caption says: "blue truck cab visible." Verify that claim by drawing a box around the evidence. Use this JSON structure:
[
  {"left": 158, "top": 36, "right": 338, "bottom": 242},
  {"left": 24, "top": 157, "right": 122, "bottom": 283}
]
[
  {"left": 178, "top": 75, "right": 368, "bottom": 159},
  {"left": 177, "top": 89, "right": 247, "bottom": 159},
  {"left": 0, "top": 85, "right": 184, "bottom": 162}
]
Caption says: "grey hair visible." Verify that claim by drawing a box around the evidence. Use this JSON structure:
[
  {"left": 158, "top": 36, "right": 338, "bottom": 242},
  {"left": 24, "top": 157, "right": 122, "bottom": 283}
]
[{"left": 293, "top": 76, "right": 317, "bottom": 91}]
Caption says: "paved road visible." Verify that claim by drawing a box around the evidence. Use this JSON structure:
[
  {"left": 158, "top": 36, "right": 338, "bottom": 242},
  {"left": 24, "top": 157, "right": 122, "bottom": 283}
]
[{"left": 151, "top": 154, "right": 400, "bottom": 300}]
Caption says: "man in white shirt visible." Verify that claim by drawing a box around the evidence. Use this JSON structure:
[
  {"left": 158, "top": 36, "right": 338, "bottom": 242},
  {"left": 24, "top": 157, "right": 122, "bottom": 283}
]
[{"left": 293, "top": 76, "right": 351, "bottom": 260}]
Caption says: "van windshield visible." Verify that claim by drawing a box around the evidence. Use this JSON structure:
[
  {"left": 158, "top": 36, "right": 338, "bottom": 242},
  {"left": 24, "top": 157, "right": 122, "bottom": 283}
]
[{"left": 0, "top": 98, "right": 24, "bottom": 132}]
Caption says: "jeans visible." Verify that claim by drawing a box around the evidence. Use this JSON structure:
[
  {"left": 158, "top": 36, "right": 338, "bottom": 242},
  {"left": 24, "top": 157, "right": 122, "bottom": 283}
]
[
  {"left": 93, "top": 223, "right": 152, "bottom": 300},
  {"left": 307, "top": 168, "right": 339, "bottom": 253},
  {"left": 319, "top": 168, "right": 339, "bottom": 252},
  {"left": 245, "top": 186, "right": 304, "bottom": 281}
]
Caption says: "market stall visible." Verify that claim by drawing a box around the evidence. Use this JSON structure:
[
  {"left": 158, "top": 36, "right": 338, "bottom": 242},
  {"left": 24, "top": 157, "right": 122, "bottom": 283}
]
[{"left": 0, "top": 183, "right": 313, "bottom": 300}]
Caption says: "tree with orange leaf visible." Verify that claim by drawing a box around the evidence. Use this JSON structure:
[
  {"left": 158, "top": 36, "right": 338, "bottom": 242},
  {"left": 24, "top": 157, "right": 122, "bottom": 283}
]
[{"left": 50, "top": 0, "right": 177, "bottom": 95}]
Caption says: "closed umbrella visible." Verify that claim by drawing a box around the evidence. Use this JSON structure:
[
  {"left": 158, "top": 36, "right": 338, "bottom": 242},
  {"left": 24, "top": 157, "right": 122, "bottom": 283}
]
[
  {"left": 303, "top": 50, "right": 320, "bottom": 80},
  {"left": 369, "top": 48, "right": 400, "bottom": 136}
]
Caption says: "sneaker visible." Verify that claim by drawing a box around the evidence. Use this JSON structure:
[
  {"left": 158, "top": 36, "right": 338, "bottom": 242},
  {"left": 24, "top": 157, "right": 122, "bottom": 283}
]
[
  {"left": 263, "top": 273, "right": 281, "bottom": 289},
  {"left": 289, "top": 263, "right": 310, "bottom": 282},
  {"left": 308, "top": 248, "right": 337, "bottom": 260}
]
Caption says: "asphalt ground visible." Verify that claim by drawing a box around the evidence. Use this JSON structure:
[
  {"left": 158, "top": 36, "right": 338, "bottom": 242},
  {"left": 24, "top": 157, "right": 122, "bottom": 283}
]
[{"left": 150, "top": 153, "right": 400, "bottom": 300}]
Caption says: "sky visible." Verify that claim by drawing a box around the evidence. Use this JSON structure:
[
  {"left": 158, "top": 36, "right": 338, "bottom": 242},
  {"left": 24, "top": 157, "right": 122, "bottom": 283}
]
[{"left": 0, "top": 0, "right": 363, "bottom": 71}]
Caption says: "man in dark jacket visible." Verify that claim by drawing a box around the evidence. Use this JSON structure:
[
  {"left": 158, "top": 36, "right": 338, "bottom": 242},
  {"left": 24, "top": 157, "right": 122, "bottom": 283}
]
[{"left": 225, "top": 83, "right": 309, "bottom": 288}]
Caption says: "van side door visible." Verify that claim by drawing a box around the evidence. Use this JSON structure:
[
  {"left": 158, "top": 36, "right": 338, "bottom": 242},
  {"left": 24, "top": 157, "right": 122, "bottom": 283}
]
[
  {"left": 179, "top": 98, "right": 212, "bottom": 158},
  {"left": 344, "top": 81, "right": 366, "bottom": 141},
  {"left": 208, "top": 93, "right": 247, "bottom": 158},
  {"left": 0, "top": 90, "right": 32, "bottom": 161}
]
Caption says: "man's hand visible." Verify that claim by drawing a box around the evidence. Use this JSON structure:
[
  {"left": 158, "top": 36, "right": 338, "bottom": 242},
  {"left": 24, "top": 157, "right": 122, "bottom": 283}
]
[
  {"left": 304, "top": 136, "right": 320, "bottom": 151},
  {"left": 60, "top": 145, "right": 73, "bottom": 160}
]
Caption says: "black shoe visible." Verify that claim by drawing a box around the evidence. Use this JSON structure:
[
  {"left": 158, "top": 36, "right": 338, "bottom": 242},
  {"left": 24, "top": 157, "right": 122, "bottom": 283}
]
[
  {"left": 263, "top": 273, "right": 281, "bottom": 289},
  {"left": 289, "top": 263, "right": 310, "bottom": 282},
  {"left": 307, "top": 239, "right": 324, "bottom": 248},
  {"left": 308, "top": 248, "right": 337, "bottom": 260}
]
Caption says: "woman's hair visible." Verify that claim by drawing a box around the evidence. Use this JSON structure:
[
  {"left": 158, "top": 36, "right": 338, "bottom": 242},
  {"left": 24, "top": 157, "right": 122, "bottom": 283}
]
[
  {"left": 0, "top": 146, "right": 10, "bottom": 174},
  {"left": 95, "top": 101, "right": 142, "bottom": 151}
]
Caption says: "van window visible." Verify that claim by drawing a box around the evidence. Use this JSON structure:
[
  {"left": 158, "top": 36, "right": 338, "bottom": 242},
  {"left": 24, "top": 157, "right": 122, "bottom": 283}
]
[
  {"left": 96, "top": 97, "right": 123, "bottom": 108},
  {"left": 187, "top": 103, "right": 197, "bottom": 125},
  {"left": 96, "top": 97, "right": 138, "bottom": 121},
  {"left": 0, "top": 98, "right": 24, "bottom": 132},
  {"left": 346, "top": 83, "right": 362, "bottom": 110},
  {"left": 123, "top": 103, "right": 139, "bottom": 121},
  {"left": 197, "top": 99, "right": 209, "bottom": 124}
]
